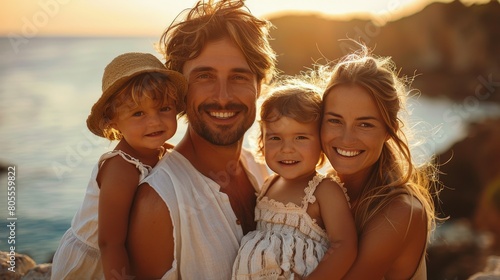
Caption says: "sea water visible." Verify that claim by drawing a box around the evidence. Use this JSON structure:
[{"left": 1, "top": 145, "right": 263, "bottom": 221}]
[{"left": 0, "top": 37, "right": 498, "bottom": 263}]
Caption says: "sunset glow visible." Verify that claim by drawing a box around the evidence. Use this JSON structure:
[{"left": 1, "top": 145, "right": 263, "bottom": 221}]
[{"left": 1, "top": 0, "right": 494, "bottom": 37}]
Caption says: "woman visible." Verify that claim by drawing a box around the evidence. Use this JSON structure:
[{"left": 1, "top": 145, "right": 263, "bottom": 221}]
[{"left": 320, "top": 46, "right": 442, "bottom": 279}]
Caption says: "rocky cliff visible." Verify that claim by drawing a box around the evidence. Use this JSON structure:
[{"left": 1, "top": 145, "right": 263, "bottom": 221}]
[{"left": 269, "top": 0, "right": 500, "bottom": 103}]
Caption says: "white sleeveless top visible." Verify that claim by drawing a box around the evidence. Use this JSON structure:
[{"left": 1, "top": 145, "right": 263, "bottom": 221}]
[
  {"left": 51, "top": 150, "right": 151, "bottom": 280},
  {"left": 141, "top": 149, "right": 269, "bottom": 280},
  {"left": 232, "top": 174, "right": 348, "bottom": 279}
]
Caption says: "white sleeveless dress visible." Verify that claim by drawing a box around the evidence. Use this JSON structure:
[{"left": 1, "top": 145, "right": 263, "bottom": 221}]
[
  {"left": 232, "top": 173, "right": 348, "bottom": 280},
  {"left": 51, "top": 150, "right": 151, "bottom": 280}
]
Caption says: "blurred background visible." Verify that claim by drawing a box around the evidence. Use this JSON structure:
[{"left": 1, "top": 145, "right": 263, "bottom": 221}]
[{"left": 1, "top": 1, "right": 499, "bottom": 279}]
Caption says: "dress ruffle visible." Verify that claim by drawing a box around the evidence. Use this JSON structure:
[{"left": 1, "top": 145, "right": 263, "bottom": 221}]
[{"left": 233, "top": 173, "right": 348, "bottom": 279}]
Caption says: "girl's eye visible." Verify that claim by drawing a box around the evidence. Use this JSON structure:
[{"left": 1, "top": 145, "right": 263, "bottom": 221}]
[
  {"left": 296, "top": 135, "right": 308, "bottom": 140},
  {"left": 132, "top": 111, "right": 144, "bottom": 117},
  {"left": 160, "top": 106, "right": 172, "bottom": 112},
  {"left": 267, "top": 136, "right": 280, "bottom": 141}
]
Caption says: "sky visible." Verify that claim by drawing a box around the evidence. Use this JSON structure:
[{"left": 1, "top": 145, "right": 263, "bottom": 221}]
[{"left": 1, "top": 0, "right": 493, "bottom": 37}]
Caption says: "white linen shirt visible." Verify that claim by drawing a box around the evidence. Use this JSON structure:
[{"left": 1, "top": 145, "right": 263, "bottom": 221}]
[{"left": 141, "top": 149, "right": 268, "bottom": 280}]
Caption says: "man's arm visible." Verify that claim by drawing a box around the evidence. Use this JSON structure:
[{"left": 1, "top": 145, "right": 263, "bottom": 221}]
[{"left": 126, "top": 183, "right": 175, "bottom": 279}]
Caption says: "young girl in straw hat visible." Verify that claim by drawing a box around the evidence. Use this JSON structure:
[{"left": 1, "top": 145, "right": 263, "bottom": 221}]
[{"left": 51, "top": 52, "right": 187, "bottom": 280}]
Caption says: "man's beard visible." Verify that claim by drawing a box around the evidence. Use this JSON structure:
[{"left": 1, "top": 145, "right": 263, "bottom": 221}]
[{"left": 187, "top": 102, "right": 255, "bottom": 146}]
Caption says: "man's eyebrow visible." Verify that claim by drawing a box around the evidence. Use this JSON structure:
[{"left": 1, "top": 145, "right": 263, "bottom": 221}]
[
  {"left": 232, "top": 67, "right": 254, "bottom": 75},
  {"left": 189, "top": 66, "right": 254, "bottom": 75},
  {"left": 190, "top": 66, "right": 215, "bottom": 73}
]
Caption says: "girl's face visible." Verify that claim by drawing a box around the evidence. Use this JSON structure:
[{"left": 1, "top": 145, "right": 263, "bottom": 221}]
[
  {"left": 111, "top": 97, "right": 177, "bottom": 152},
  {"left": 263, "top": 115, "right": 321, "bottom": 181},
  {"left": 321, "top": 84, "right": 388, "bottom": 183}
]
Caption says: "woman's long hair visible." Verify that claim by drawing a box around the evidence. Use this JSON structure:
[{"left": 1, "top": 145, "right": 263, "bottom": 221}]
[{"left": 321, "top": 44, "right": 443, "bottom": 238}]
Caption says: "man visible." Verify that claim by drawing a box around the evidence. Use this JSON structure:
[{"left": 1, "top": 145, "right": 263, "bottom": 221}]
[{"left": 126, "top": 0, "right": 276, "bottom": 279}]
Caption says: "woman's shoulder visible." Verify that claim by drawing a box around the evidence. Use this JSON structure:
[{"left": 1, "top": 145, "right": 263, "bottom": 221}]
[
  {"left": 371, "top": 193, "right": 427, "bottom": 238},
  {"left": 385, "top": 192, "right": 426, "bottom": 217}
]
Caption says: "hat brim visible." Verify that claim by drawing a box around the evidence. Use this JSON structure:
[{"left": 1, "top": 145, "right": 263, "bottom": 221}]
[{"left": 87, "top": 69, "right": 187, "bottom": 138}]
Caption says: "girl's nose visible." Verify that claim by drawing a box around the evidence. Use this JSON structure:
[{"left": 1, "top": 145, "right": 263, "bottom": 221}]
[
  {"left": 147, "top": 112, "right": 161, "bottom": 125},
  {"left": 280, "top": 139, "right": 295, "bottom": 153}
]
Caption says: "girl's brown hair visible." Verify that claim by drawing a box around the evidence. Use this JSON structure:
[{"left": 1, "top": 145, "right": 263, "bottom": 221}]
[
  {"left": 258, "top": 78, "right": 326, "bottom": 167},
  {"left": 100, "top": 72, "right": 183, "bottom": 140}
]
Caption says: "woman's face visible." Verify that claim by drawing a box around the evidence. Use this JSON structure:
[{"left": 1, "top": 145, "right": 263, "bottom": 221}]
[{"left": 321, "top": 84, "right": 389, "bottom": 182}]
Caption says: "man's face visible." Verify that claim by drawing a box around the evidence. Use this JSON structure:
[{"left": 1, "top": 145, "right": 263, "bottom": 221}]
[{"left": 182, "top": 38, "right": 259, "bottom": 146}]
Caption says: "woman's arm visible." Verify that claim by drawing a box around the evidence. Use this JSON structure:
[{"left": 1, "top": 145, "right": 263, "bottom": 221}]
[
  {"left": 97, "top": 156, "right": 140, "bottom": 279},
  {"left": 342, "top": 196, "right": 427, "bottom": 280},
  {"left": 304, "top": 179, "right": 358, "bottom": 280}
]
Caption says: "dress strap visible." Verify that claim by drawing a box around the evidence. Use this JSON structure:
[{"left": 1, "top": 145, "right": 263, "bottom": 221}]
[
  {"left": 301, "top": 173, "right": 326, "bottom": 209},
  {"left": 98, "top": 150, "right": 153, "bottom": 181}
]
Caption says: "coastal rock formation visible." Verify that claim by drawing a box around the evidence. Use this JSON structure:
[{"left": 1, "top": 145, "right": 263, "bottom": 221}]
[
  {"left": 0, "top": 251, "right": 50, "bottom": 280},
  {"left": 426, "top": 118, "right": 500, "bottom": 279},
  {"left": 269, "top": 0, "right": 500, "bottom": 103}
]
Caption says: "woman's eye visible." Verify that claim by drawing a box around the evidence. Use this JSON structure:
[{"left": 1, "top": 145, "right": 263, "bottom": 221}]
[
  {"left": 360, "top": 122, "right": 374, "bottom": 128},
  {"left": 328, "top": 118, "right": 342, "bottom": 124},
  {"left": 296, "top": 136, "right": 308, "bottom": 140},
  {"left": 132, "top": 111, "right": 144, "bottom": 117}
]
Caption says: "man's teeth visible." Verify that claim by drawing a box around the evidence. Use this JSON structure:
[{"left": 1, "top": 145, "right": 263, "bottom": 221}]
[
  {"left": 336, "top": 148, "right": 361, "bottom": 157},
  {"left": 210, "top": 112, "right": 236, "bottom": 119}
]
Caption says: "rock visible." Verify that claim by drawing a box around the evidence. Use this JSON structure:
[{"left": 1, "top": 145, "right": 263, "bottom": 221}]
[
  {"left": 0, "top": 251, "right": 36, "bottom": 280},
  {"left": 268, "top": 1, "right": 500, "bottom": 103},
  {"left": 437, "top": 118, "right": 500, "bottom": 220},
  {"left": 21, "top": 264, "right": 51, "bottom": 280},
  {"left": 474, "top": 179, "right": 500, "bottom": 251},
  {"left": 468, "top": 255, "right": 500, "bottom": 279}
]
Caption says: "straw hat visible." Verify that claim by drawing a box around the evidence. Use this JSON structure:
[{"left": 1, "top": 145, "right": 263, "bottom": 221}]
[{"left": 86, "top": 52, "right": 187, "bottom": 138}]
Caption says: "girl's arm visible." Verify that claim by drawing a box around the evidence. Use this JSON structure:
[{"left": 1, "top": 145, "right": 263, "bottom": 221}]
[
  {"left": 126, "top": 183, "right": 175, "bottom": 278},
  {"left": 304, "top": 179, "right": 358, "bottom": 280},
  {"left": 97, "top": 156, "right": 140, "bottom": 280},
  {"left": 342, "top": 196, "right": 427, "bottom": 280}
]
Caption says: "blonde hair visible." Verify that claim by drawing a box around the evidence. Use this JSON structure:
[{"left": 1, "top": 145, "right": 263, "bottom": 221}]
[
  {"left": 258, "top": 78, "right": 326, "bottom": 167},
  {"left": 100, "top": 72, "right": 183, "bottom": 140},
  {"left": 159, "top": 0, "right": 277, "bottom": 88},
  {"left": 322, "top": 45, "right": 442, "bottom": 237}
]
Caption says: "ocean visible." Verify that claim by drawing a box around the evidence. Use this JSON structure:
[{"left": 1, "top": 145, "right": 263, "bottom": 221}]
[{"left": 0, "top": 36, "right": 499, "bottom": 264}]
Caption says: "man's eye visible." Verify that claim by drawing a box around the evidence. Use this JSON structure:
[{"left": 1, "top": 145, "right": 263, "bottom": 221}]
[{"left": 197, "top": 73, "right": 212, "bottom": 79}]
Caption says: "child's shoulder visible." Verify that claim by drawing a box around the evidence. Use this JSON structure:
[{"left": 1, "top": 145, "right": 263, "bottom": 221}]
[
  {"left": 315, "top": 173, "right": 350, "bottom": 205},
  {"left": 98, "top": 150, "right": 152, "bottom": 177}
]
